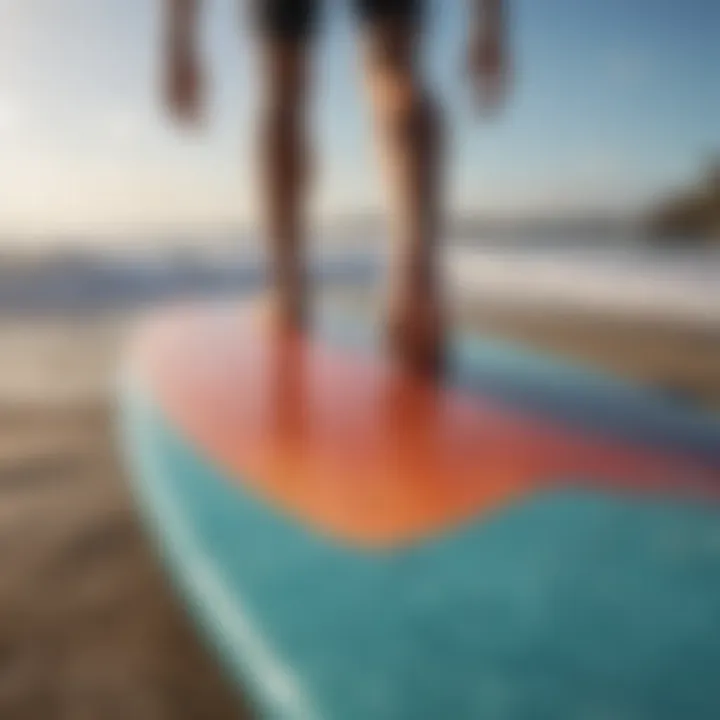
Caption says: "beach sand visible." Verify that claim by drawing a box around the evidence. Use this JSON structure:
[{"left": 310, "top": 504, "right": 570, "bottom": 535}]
[{"left": 0, "top": 304, "right": 718, "bottom": 719}]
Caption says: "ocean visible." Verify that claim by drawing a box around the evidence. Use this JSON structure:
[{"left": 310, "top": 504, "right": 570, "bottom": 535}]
[{"left": 1, "top": 234, "right": 718, "bottom": 330}]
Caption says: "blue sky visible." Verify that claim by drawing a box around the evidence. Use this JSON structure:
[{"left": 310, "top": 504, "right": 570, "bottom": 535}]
[{"left": 0, "top": 0, "right": 718, "bottom": 238}]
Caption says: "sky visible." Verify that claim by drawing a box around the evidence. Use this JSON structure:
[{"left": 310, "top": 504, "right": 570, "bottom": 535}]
[{"left": 0, "top": 0, "right": 718, "bottom": 240}]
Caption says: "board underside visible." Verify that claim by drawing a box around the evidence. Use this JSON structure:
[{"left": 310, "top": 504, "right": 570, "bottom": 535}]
[{"left": 121, "top": 304, "right": 720, "bottom": 720}]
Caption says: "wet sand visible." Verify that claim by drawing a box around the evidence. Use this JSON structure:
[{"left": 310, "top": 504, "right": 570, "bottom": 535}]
[{"left": 0, "top": 306, "right": 717, "bottom": 719}]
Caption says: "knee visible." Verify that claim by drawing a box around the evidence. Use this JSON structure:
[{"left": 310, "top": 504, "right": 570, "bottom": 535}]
[
  {"left": 374, "top": 81, "right": 441, "bottom": 147},
  {"left": 262, "top": 89, "right": 304, "bottom": 139}
]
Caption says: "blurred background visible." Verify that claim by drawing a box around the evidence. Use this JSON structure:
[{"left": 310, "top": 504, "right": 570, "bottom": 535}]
[{"left": 0, "top": 0, "right": 718, "bottom": 717}]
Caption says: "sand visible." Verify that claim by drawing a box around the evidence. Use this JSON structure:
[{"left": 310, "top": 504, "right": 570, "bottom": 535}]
[
  {"left": 0, "top": 316, "right": 249, "bottom": 719},
  {"left": 0, "top": 304, "right": 717, "bottom": 719}
]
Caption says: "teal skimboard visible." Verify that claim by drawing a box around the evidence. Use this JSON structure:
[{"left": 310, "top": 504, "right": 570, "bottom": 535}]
[{"left": 120, "top": 302, "right": 720, "bottom": 719}]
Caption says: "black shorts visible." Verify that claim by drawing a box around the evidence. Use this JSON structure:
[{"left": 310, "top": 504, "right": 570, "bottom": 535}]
[{"left": 253, "top": 0, "right": 424, "bottom": 41}]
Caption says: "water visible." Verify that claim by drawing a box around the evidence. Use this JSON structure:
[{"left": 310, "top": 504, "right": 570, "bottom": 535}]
[
  {"left": 447, "top": 240, "right": 720, "bottom": 328},
  {"left": 0, "top": 234, "right": 718, "bottom": 329}
]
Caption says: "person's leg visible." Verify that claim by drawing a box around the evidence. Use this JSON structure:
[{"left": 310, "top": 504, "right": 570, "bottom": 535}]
[
  {"left": 254, "top": 0, "right": 317, "bottom": 329},
  {"left": 356, "top": 0, "right": 445, "bottom": 374}
]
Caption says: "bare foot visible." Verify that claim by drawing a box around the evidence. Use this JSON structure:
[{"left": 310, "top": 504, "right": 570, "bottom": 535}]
[
  {"left": 387, "top": 293, "right": 446, "bottom": 378},
  {"left": 253, "top": 289, "right": 307, "bottom": 336}
]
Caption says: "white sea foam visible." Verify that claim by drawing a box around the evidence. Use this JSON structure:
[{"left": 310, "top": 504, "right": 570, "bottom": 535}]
[{"left": 446, "top": 243, "right": 720, "bottom": 328}]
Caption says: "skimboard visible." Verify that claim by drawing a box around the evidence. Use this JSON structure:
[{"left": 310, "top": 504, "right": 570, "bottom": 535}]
[{"left": 120, "top": 302, "right": 720, "bottom": 719}]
